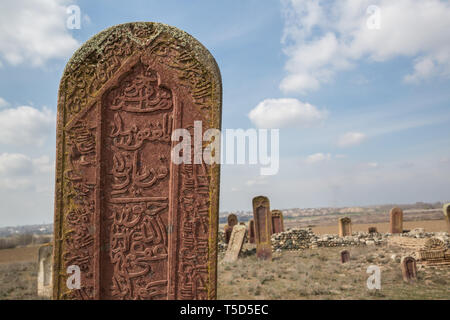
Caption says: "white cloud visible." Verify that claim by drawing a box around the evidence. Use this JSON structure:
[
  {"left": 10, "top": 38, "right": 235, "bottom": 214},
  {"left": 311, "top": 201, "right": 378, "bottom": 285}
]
[
  {"left": 281, "top": 0, "right": 450, "bottom": 93},
  {"left": 367, "top": 162, "right": 379, "bottom": 168},
  {"left": 305, "top": 153, "right": 331, "bottom": 164},
  {"left": 338, "top": 132, "right": 367, "bottom": 148},
  {"left": 0, "top": 0, "right": 79, "bottom": 66},
  {"left": 0, "top": 153, "right": 33, "bottom": 176},
  {"left": 0, "top": 106, "right": 55, "bottom": 146},
  {"left": 249, "top": 98, "right": 328, "bottom": 128},
  {"left": 0, "top": 153, "right": 54, "bottom": 191},
  {"left": 0, "top": 97, "right": 9, "bottom": 108}
]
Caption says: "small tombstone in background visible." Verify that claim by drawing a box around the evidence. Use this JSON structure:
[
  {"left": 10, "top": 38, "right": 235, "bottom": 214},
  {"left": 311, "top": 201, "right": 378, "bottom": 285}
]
[
  {"left": 444, "top": 204, "right": 450, "bottom": 233},
  {"left": 248, "top": 219, "right": 255, "bottom": 244},
  {"left": 37, "top": 244, "right": 53, "bottom": 298},
  {"left": 390, "top": 207, "right": 404, "bottom": 234},
  {"left": 338, "top": 217, "right": 352, "bottom": 237},
  {"left": 252, "top": 196, "right": 273, "bottom": 260},
  {"left": 368, "top": 227, "right": 378, "bottom": 234},
  {"left": 224, "top": 214, "right": 238, "bottom": 243},
  {"left": 271, "top": 210, "right": 284, "bottom": 234},
  {"left": 223, "top": 225, "right": 247, "bottom": 263},
  {"left": 340, "top": 250, "right": 350, "bottom": 263},
  {"left": 401, "top": 256, "right": 417, "bottom": 283}
]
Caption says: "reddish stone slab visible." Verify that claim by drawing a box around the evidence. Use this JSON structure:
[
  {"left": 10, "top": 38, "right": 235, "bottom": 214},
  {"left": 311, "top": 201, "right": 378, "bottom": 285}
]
[
  {"left": 248, "top": 219, "right": 255, "bottom": 244},
  {"left": 390, "top": 207, "right": 403, "bottom": 234},
  {"left": 271, "top": 210, "right": 284, "bottom": 234},
  {"left": 338, "top": 217, "right": 352, "bottom": 237},
  {"left": 340, "top": 250, "right": 350, "bottom": 263},
  {"left": 53, "top": 22, "right": 222, "bottom": 300},
  {"left": 252, "top": 196, "right": 272, "bottom": 260},
  {"left": 227, "top": 214, "right": 238, "bottom": 227},
  {"left": 401, "top": 256, "right": 417, "bottom": 283}
]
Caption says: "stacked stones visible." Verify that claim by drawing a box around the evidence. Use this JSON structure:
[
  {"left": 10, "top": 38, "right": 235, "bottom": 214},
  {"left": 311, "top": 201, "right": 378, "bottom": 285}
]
[{"left": 271, "top": 228, "right": 315, "bottom": 251}]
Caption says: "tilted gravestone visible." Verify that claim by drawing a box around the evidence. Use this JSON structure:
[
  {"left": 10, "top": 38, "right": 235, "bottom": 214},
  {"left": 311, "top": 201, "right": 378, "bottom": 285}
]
[
  {"left": 37, "top": 244, "right": 53, "bottom": 298},
  {"left": 53, "top": 22, "right": 222, "bottom": 300},
  {"left": 252, "top": 196, "right": 273, "bottom": 260},
  {"left": 271, "top": 210, "right": 284, "bottom": 234},
  {"left": 223, "top": 225, "right": 247, "bottom": 263},
  {"left": 338, "top": 217, "right": 352, "bottom": 237},
  {"left": 390, "top": 207, "right": 403, "bottom": 234},
  {"left": 224, "top": 214, "right": 238, "bottom": 244},
  {"left": 401, "top": 256, "right": 417, "bottom": 283},
  {"left": 444, "top": 204, "right": 450, "bottom": 233},
  {"left": 340, "top": 250, "right": 350, "bottom": 263},
  {"left": 248, "top": 219, "right": 255, "bottom": 244}
]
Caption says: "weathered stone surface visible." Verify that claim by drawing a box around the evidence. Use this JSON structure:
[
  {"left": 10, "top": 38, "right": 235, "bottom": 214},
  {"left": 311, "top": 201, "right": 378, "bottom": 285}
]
[
  {"left": 224, "top": 214, "right": 238, "bottom": 244},
  {"left": 417, "top": 238, "right": 450, "bottom": 266},
  {"left": 227, "top": 214, "right": 238, "bottom": 227},
  {"left": 401, "top": 256, "right": 417, "bottom": 283},
  {"left": 223, "top": 225, "right": 246, "bottom": 263},
  {"left": 252, "top": 196, "right": 272, "bottom": 260},
  {"left": 338, "top": 217, "right": 352, "bottom": 237},
  {"left": 38, "top": 244, "right": 53, "bottom": 298},
  {"left": 340, "top": 250, "right": 350, "bottom": 263},
  {"left": 248, "top": 219, "right": 255, "bottom": 244},
  {"left": 444, "top": 203, "right": 450, "bottom": 233},
  {"left": 53, "top": 22, "right": 222, "bottom": 300},
  {"left": 271, "top": 210, "right": 284, "bottom": 234},
  {"left": 390, "top": 207, "right": 404, "bottom": 234},
  {"left": 224, "top": 225, "right": 233, "bottom": 244}
]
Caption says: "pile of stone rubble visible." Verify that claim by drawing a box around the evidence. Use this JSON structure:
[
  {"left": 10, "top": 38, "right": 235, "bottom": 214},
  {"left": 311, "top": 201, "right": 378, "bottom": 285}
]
[{"left": 218, "top": 228, "right": 449, "bottom": 253}]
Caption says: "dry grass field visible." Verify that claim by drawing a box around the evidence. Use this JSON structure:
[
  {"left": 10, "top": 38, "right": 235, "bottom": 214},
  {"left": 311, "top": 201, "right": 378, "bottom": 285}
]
[
  {"left": 217, "top": 245, "right": 450, "bottom": 300},
  {"left": 0, "top": 230, "right": 449, "bottom": 300},
  {"left": 0, "top": 245, "right": 41, "bottom": 300}
]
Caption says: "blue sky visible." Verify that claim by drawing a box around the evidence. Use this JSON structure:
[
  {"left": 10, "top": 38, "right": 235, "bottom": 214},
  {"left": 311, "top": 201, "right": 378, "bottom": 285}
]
[{"left": 0, "top": 0, "right": 449, "bottom": 226}]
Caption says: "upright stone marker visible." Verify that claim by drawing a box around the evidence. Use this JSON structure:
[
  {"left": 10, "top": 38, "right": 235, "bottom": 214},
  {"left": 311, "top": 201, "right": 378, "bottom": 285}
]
[
  {"left": 444, "top": 204, "right": 450, "bottom": 233},
  {"left": 340, "top": 250, "right": 350, "bottom": 263},
  {"left": 271, "top": 210, "right": 284, "bottom": 234},
  {"left": 338, "top": 217, "right": 352, "bottom": 237},
  {"left": 37, "top": 244, "right": 53, "bottom": 298},
  {"left": 223, "top": 225, "right": 246, "bottom": 263},
  {"left": 401, "top": 256, "right": 417, "bottom": 283},
  {"left": 53, "top": 22, "right": 222, "bottom": 300},
  {"left": 252, "top": 196, "right": 272, "bottom": 260},
  {"left": 390, "top": 207, "right": 403, "bottom": 234},
  {"left": 248, "top": 219, "right": 255, "bottom": 244},
  {"left": 224, "top": 213, "right": 238, "bottom": 244}
]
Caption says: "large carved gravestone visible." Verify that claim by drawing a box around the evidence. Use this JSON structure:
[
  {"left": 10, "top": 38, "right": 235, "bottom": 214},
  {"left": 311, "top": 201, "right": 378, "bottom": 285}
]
[
  {"left": 37, "top": 244, "right": 53, "bottom": 298},
  {"left": 223, "top": 225, "right": 246, "bottom": 263},
  {"left": 338, "top": 217, "right": 352, "bottom": 237},
  {"left": 53, "top": 22, "right": 222, "bottom": 300},
  {"left": 444, "top": 204, "right": 450, "bottom": 233},
  {"left": 224, "top": 213, "right": 238, "bottom": 244},
  {"left": 248, "top": 219, "right": 255, "bottom": 244},
  {"left": 401, "top": 256, "right": 417, "bottom": 283},
  {"left": 390, "top": 207, "right": 403, "bottom": 234},
  {"left": 271, "top": 210, "right": 284, "bottom": 234},
  {"left": 252, "top": 196, "right": 273, "bottom": 260}
]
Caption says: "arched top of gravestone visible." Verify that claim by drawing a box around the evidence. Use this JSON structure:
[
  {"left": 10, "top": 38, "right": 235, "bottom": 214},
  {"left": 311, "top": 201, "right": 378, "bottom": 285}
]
[
  {"left": 272, "top": 210, "right": 282, "bottom": 217},
  {"left": 252, "top": 196, "right": 270, "bottom": 208},
  {"left": 390, "top": 207, "right": 403, "bottom": 215},
  {"left": 58, "top": 22, "right": 222, "bottom": 123},
  {"left": 228, "top": 214, "right": 238, "bottom": 226},
  {"left": 339, "top": 217, "right": 351, "bottom": 223}
]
